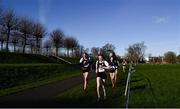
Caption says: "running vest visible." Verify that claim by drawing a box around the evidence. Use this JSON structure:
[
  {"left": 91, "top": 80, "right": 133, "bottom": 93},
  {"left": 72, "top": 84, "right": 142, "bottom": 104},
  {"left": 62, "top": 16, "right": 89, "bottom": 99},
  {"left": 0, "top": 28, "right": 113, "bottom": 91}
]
[
  {"left": 97, "top": 60, "right": 107, "bottom": 72},
  {"left": 122, "top": 61, "right": 126, "bottom": 66},
  {"left": 109, "top": 61, "right": 116, "bottom": 72},
  {"left": 80, "top": 58, "right": 90, "bottom": 70}
]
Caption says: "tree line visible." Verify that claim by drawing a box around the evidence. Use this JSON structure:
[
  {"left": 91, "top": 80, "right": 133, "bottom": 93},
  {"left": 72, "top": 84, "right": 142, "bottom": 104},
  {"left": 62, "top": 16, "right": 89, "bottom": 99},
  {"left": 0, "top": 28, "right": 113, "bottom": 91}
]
[
  {"left": 0, "top": 8, "right": 85, "bottom": 57},
  {"left": 125, "top": 41, "right": 180, "bottom": 64},
  {"left": 0, "top": 7, "right": 179, "bottom": 62},
  {"left": 148, "top": 51, "right": 180, "bottom": 64}
]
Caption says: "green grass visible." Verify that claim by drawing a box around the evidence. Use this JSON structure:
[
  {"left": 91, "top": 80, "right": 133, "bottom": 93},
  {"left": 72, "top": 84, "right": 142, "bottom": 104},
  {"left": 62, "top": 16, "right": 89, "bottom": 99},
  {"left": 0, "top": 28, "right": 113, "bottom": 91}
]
[
  {"left": 129, "top": 64, "right": 180, "bottom": 108},
  {"left": 0, "top": 70, "right": 80, "bottom": 97},
  {"left": 59, "top": 56, "right": 80, "bottom": 64},
  {"left": 54, "top": 64, "right": 180, "bottom": 108},
  {"left": 0, "top": 52, "right": 83, "bottom": 97},
  {"left": 0, "top": 64, "right": 81, "bottom": 97},
  {"left": 54, "top": 69, "right": 127, "bottom": 108}
]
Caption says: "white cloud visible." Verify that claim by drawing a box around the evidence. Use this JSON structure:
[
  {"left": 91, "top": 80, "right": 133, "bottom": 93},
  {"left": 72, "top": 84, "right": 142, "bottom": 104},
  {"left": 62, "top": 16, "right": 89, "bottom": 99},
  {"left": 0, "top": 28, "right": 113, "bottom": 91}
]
[
  {"left": 153, "top": 16, "right": 170, "bottom": 24},
  {"left": 38, "top": 0, "right": 52, "bottom": 24}
]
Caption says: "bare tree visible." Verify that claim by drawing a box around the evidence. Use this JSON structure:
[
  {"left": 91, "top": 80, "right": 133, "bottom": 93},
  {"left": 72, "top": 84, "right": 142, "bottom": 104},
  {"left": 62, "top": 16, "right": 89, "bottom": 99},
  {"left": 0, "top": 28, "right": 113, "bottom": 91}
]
[
  {"left": 19, "top": 16, "right": 33, "bottom": 53},
  {"left": 164, "top": 51, "right": 176, "bottom": 64},
  {"left": 102, "top": 43, "right": 116, "bottom": 52},
  {"left": 99, "top": 43, "right": 116, "bottom": 59},
  {"left": 50, "top": 29, "right": 64, "bottom": 56},
  {"left": 0, "top": 7, "right": 2, "bottom": 16},
  {"left": 32, "top": 22, "right": 47, "bottom": 54},
  {"left": 74, "top": 44, "right": 81, "bottom": 57},
  {"left": 64, "top": 37, "right": 72, "bottom": 57},
  {"left": 0, "top": 33, "right": 6, "bottom": 51},
  {"left": 28, "top": 38, "right": 36, "bottom": 54},
  {"left": 149, "top": 56, "right": 163, "bottom": 64},
  {"left": 79, "top": 45, "right": 84, "bottom": 56},
  {"left": 177, "top": 55, "right": 180, "bottom": 63},
  {"left": 0, "top": 8, "right": 5, "bottom": 50},
  {"left": 126, "top": 41, "right": 146, "bottom": 63},
  {"left": 73, "top": 44, "right": 86, "bottom": 57},
  {"left": 84, "top": 48, "right": 89, "bottom": 54},
  {"left": 0, "top": 7, "right": 3, "bottom": 26},
  {"left": 91, "top": 47, "right": 99, "bottom": 57},
  {"left": 43, "top": 39, "right": 51, "bottom": 55},
  {"left": 64, "top": 36, "right": 78, "bottom": 57},
  {"left": 70, "top": 37, "right": 78, "bottom": 57},
  {"left": 10, "top": 31, "right": 20, "bottom": 52},
  {"left": 1, "top": 9, "right": 18, "bottom": 52}
]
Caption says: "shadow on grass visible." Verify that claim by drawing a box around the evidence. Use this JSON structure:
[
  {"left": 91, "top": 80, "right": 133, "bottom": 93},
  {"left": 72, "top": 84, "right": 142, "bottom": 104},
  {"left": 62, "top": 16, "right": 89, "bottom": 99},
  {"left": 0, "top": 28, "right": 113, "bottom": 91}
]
[
  {"left": 131, "top": 78, "right": 144, "bottom": 83},
  {"left": 131, "top": 84, "right": 146, "bottom": 92}
]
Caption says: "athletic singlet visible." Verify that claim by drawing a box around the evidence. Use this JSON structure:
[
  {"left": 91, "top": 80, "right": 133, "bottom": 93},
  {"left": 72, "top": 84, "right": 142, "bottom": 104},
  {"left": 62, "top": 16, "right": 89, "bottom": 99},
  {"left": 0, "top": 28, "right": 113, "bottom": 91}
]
[
  {"left": 80, "top": 58, "right": 90, "bottom": 68},
  {"left": 109, "top": 61, "right": 116, "bottom": 70},
  {"left": 97, "top": 60, "right": 109, "bottom": 72},
  {"left": 122, "top": 61, "right": 127, "bottom": 66}
]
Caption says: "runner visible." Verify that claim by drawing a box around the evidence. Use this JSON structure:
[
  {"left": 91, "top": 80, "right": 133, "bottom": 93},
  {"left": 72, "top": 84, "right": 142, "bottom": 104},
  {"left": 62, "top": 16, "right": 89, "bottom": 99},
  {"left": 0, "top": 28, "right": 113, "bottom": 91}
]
[
  {"left": 122, "top": 59, "right": 127, "bottom": 73},
  {"left": 79, "top": 52, "right": 91, "bottom": 92},
  {"left": 96, "top": 54, "right": 109, "bottom": 102},
  {"left": 109, "top": 56, "right": 119, "bottom": 88},
  {"left": 114, "top": 57, "right": 119, "bottom": 86}
]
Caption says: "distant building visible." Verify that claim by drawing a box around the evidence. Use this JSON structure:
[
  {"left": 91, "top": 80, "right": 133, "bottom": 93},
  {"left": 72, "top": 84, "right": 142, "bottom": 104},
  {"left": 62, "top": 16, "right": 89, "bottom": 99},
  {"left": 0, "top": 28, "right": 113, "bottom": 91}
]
[{"left": 148, "top": 56, "right": 166, "bottom": 64}]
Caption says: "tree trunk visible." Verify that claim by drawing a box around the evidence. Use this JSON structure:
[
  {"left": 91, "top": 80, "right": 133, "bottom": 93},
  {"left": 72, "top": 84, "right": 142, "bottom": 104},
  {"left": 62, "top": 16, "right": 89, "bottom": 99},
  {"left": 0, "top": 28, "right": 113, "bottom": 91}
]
[
  {"left": 30, "top": 46, "right": 33, "bottom": 54},
  {"left": 46, "top": 48, "right": 48, "bottom": 55},
  {"left": 6, "top": 29, "right": 10, "bottom": 52},
  {"left": 56, "top": 47, "right": 58, "bottom": 56},
  {"left": 13, "top": 43, "right": 16, "bottom": 52},
  {"left": 59, "top": 48, "right": 61, "bottom": 56},
  {"left": 22, "top": 34, "right": 27, "bottom": 54},
  {"left": 36, "top": 37, "right": 38, "bottom": 54},
  {"left": 1, "top": 41, "right": 3, "bottom": 51},
  {"left": 67, "top": 48, "right": 69, "bottom": 57},
  {"left": 39, "top": 39, "right": 42, "bottom": 54},
  {"left": 72, "top": 49, "right": 73, "bottom": 57},
  {"left": 66, "top": 49, "right": 68, "bottom": 57}
]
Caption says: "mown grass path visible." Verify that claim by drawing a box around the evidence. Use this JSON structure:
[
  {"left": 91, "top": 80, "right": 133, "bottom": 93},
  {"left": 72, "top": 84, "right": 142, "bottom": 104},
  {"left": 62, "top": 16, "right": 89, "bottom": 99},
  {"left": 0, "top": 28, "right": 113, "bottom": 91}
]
[{"left": 0, "top": 72, "right": 95, "bottom": 108}]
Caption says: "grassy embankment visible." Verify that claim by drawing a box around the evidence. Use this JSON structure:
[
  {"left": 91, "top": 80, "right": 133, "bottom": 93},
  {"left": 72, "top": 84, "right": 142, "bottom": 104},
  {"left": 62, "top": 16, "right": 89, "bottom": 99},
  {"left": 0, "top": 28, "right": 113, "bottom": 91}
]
[{"left": 0, "top": 52, "right": 81, "bottom": 96}]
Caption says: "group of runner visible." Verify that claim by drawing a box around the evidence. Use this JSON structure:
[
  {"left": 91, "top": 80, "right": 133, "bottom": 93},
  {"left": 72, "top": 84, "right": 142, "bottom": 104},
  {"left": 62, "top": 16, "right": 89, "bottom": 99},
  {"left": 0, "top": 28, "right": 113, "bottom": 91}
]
[{"left": 79, "top": 52, "right": 127, "bottom": 102}]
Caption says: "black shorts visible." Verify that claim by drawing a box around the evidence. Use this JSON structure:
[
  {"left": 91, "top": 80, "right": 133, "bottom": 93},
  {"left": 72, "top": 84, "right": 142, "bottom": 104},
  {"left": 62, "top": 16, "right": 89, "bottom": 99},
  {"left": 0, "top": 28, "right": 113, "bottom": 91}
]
[
  {"left": 109, "top": 70, "right": 115, "bottom": 73},
  {"left": 82, "top": 68, "right": 90, "bottom": 73},
  {"left": 97, "top": 72, "right": 107, "bottom": 79},
  {"left": 109, "top": 68, "right": 116, "bottom": 73}
]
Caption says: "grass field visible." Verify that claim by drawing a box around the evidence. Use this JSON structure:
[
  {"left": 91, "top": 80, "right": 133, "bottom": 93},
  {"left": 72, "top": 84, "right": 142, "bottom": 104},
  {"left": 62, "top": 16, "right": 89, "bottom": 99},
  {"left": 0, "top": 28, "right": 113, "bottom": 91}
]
[
  {"left": 54, "top": 64, "right": 180, "bottom": 108},
  {"left": 0, "top": 64, "right": 81, "bottom": 96},
  {"left": 130, "top": 64, "right": 180, "bottom": 108}
]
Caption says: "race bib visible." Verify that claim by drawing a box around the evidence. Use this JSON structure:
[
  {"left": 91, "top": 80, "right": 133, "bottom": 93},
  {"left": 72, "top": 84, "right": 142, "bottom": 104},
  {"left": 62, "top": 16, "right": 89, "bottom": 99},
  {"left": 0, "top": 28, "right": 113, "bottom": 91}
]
[{"left": 99, "top": 65, "right": 105, "bottom": 72}]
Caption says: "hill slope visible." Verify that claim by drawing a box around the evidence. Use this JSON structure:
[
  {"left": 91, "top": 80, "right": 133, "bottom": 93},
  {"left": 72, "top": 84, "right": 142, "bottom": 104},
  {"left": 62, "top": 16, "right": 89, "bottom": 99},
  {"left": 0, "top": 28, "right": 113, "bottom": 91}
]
[{"left": 0, "top": 52, "right": 58, "bottom": 64}]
